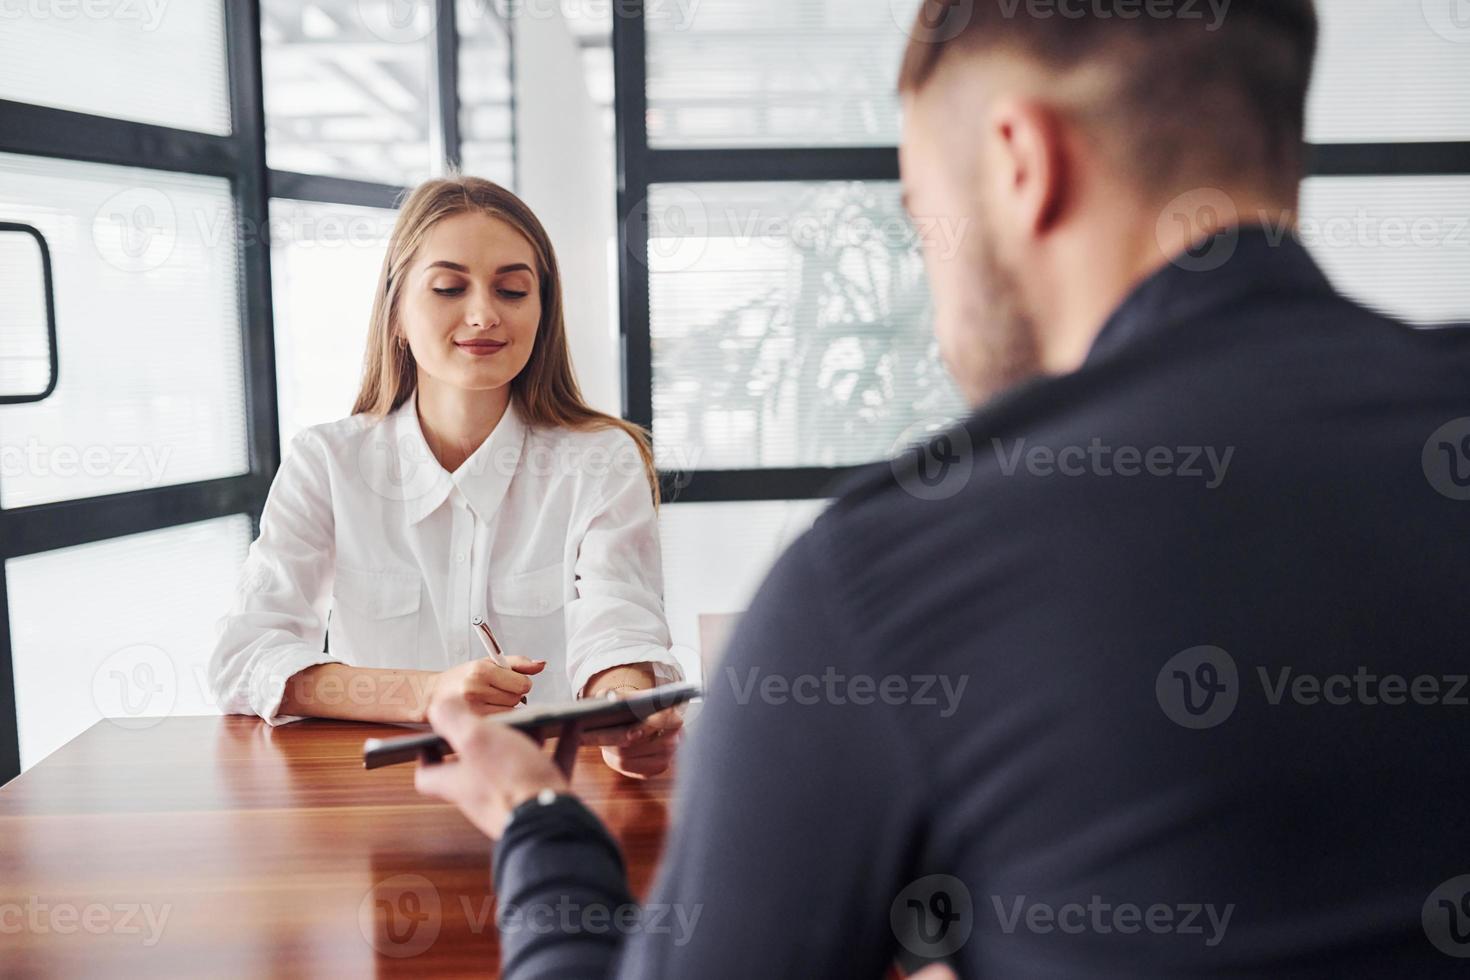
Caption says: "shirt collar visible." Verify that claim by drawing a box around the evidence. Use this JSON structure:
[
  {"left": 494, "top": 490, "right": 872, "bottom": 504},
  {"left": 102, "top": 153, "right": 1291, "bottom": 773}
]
[
  {"left": 386, "top": 390, "right": 529, "bottom": 525},
  {"left": 1082, "top": 225, "right": 1336, "bottom": 368}
]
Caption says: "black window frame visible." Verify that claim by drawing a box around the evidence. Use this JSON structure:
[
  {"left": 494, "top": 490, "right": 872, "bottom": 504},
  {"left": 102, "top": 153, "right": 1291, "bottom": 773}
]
[
  {"left": 612, "top": 1, "right": 1470, "bottom": 504},
  {"left": 0, "top": 0, "right": 513, "bottom": 785}
]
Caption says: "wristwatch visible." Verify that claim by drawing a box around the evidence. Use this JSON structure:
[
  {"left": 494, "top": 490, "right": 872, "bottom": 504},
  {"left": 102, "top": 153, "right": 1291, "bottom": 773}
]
[{"left": 508, "top": 786, "right": 574, "bottom": 825}]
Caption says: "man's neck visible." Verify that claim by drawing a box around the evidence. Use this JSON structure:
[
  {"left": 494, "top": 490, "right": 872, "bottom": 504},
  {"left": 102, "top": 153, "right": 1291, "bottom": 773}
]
[
  {"left": 1034, "top": 190, "right": 1297, "bottom": 375},
  {"left": 415, "top": 374, "right": 511, "bottom": 474}
]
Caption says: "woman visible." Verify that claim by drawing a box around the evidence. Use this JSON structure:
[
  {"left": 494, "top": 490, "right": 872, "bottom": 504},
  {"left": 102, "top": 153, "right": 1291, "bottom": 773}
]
[{"left": 209, "top": 175, "right": 683, "bottom": 778}]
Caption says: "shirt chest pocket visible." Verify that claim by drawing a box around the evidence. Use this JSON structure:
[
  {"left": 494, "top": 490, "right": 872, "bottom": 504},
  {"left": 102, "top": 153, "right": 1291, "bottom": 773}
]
[
  {"left": 331, "top": 566, "right": 422, "bottom": 664},
  {"left": 489, "top": 563, "right": 566, "bottom": 618}
]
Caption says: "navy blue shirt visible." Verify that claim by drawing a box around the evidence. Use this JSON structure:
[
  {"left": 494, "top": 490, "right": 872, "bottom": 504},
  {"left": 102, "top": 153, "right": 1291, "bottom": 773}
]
[{"left": 494, "top": 229, "right": 1470, "bottom": 978}]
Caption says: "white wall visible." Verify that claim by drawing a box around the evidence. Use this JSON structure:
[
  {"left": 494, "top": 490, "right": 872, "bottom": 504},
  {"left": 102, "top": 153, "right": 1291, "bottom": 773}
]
[{"left": 511, "top": 9, "right": 622, "bottom": 416}]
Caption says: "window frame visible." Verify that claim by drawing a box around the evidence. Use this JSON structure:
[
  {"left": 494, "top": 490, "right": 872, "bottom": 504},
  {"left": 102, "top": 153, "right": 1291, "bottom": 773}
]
[
  {"left": 612, "top": 1, "right": 1470, "bottom": 504},
  {"left": 0, "top": 0, "right": 513, "bottom": 784}
]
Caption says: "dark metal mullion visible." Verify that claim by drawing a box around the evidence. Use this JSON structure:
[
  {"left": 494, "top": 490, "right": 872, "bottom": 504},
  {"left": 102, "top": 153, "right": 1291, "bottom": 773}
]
[
  {"left": 641, "top": 142, "right": 1470, "bottom": 185},
  {"left": 661, "top": 467, "right": 861, "bottom": 504},
  {"left": 267, "top": 170, "right": 408, "bottom": 210},
  {"left": 614, "top": 0, "right": 654, "bottom": 429},
  {"left": 646, "top": 146, "right": 900, "bottom": 184},
  {"left": 0, "top": 565, "right": 18, "bottom": 784},
  {"left": 226, "top": 0, "right": 281, "bottom": 501},
  {"left": 0, "top": 98, "right": 238, "bottom": 177},
  {"left": 435, "top": 0, "right": 463, "bottom": 172},
  {"left": 1, "top": 476, "right": 267, "bottom": 559},
  {"left": 1306, "top": 141, "right": 1470, "bottom": 177}
]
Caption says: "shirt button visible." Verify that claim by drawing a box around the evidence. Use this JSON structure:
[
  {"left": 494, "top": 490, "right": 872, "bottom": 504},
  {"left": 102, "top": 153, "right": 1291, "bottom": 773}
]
[{"left": 456, "top": 553, "right": 466, "bottom": 563}]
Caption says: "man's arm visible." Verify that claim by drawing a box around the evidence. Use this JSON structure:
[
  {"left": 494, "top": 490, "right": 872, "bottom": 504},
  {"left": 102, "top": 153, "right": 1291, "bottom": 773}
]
[{"left": 489, "top": 527, "right": 932, "bottom": 978}]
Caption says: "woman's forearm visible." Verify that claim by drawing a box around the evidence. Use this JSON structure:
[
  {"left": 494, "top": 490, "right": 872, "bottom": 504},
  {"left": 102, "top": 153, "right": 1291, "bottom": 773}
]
[{"left": 278, "top": 663, "right": 437, "bottom": 724}]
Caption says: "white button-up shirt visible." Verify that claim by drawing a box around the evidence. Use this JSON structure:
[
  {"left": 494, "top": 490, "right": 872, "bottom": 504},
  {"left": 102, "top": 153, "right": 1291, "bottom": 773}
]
[{"left": 209, "top": 393, "right": 680, "bottom": 725}]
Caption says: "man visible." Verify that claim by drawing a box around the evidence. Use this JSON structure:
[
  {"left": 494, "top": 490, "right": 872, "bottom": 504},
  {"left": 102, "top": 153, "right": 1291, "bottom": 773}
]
[{"left": 416, "top": 1, "right": 1470, "bottom": 975}]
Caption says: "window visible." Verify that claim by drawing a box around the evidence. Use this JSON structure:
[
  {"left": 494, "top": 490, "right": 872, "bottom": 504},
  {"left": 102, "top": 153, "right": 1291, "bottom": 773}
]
[
  {"left": 0, "top": 2, "right": 231, "bottom": 134},
  {"left": 648, "top": 180, "right": 959, "bottom": 471},
  {"left": 269, "top": 198, "right": 396, "bottom": 448},
  {"left": 0, "top": 0, "right": 517, "bottom": 783},
  {"left": 645, "top": 0, "right": 914, "bottom": 148},
  {"left": 0, "top": 0, "right": 262, "bottom": 783},
  {"left": 620, "top": 0, "right": 949, "bottom": 664},
  {"left": 0, "top": 154, "right": 249, "bottom": 509},
  {"left": 260, "top": 0, "right": 440, "bottom": 186},
  {"left": 7, "top": 517, "right": 252, "bottom": 770}
]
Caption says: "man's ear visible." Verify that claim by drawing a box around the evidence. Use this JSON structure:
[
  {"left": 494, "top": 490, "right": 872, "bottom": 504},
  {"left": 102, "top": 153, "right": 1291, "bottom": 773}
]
[{"left": 985, "top": 96, "right": 1068, "bottom": 237}]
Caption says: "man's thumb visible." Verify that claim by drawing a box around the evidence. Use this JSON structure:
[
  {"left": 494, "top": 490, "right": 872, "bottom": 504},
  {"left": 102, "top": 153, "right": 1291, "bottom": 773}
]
[{"left": 505, "top": 656, "right": 547, "bottom": 674}]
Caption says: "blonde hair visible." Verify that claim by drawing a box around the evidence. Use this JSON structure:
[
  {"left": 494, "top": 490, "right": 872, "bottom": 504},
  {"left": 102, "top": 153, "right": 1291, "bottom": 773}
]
[{"left": 351, "top": 173, "right": 658, "bottom": 503}]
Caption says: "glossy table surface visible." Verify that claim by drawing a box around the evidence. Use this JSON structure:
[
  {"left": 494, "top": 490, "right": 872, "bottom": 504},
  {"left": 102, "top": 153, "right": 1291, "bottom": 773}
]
[{"left": 0, "top": 715, "right": 675, "bottom": 977}]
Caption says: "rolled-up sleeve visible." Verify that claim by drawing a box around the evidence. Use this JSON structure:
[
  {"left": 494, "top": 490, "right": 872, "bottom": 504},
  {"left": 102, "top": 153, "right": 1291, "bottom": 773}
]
[
  {"left": 208, "top": 429, "right": 338, "bottom": 725},
  {"left": 564, "top": 434, "right": 682, "bottom": 699}
]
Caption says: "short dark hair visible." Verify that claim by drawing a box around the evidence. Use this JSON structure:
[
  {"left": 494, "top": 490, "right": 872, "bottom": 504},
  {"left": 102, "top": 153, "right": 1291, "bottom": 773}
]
[{"left": 898, "top": 0, "right": 1318, "bottom": 198}]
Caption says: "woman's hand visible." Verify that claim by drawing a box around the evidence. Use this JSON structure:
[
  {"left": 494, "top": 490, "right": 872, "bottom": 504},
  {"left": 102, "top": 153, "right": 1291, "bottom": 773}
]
[
  {"left": 582, "top": 663, "right": 685, "bottom": 779},
  {"left": 414, "top": 694, "right": 569, "bottom": 840},
  {"left": 423, "top": 655, "right": 545, "bottom": 721}
]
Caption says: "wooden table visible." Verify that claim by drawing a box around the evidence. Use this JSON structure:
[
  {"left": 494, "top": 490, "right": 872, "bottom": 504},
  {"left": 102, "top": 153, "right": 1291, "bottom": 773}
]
[{"left": 0, "top": 715, "right": 676, "bottom": 977}]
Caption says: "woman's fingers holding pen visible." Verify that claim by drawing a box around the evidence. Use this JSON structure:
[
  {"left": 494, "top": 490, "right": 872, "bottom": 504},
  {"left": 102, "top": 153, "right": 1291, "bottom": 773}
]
[
  {"left": 430, "top": 656, "right": 544, "bottom": 716},
  {"left": 467, "top": 658, "right": 541, "bottom": 709},
  {"left": 504, "top": 655, "right": 546, "bottom": 675}
]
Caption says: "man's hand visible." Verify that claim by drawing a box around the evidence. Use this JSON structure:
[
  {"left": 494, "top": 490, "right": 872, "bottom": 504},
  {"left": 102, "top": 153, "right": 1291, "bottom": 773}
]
[
  {"left": 422, "top": 655, "right": 545, "bottom": 721},
  {"left": 414, "top": 694, "right": 569, "bottom": 840},
  {"left": 582, "top": 663, "right": 684, "bottom": 779},
  {"left": 908, "top": 965, "right": 957, "bottom": 980}
]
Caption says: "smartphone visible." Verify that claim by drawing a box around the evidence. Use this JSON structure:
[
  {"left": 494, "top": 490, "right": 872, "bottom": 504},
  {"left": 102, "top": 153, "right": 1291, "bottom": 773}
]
[{"left": 362, "top": 681, "right": 702, "bottom": 770}]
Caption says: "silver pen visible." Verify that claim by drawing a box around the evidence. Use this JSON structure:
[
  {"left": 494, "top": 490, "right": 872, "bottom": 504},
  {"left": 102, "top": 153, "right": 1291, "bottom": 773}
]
[{"left": 472, "top": 615, "right": 527, "bottom": 704}]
